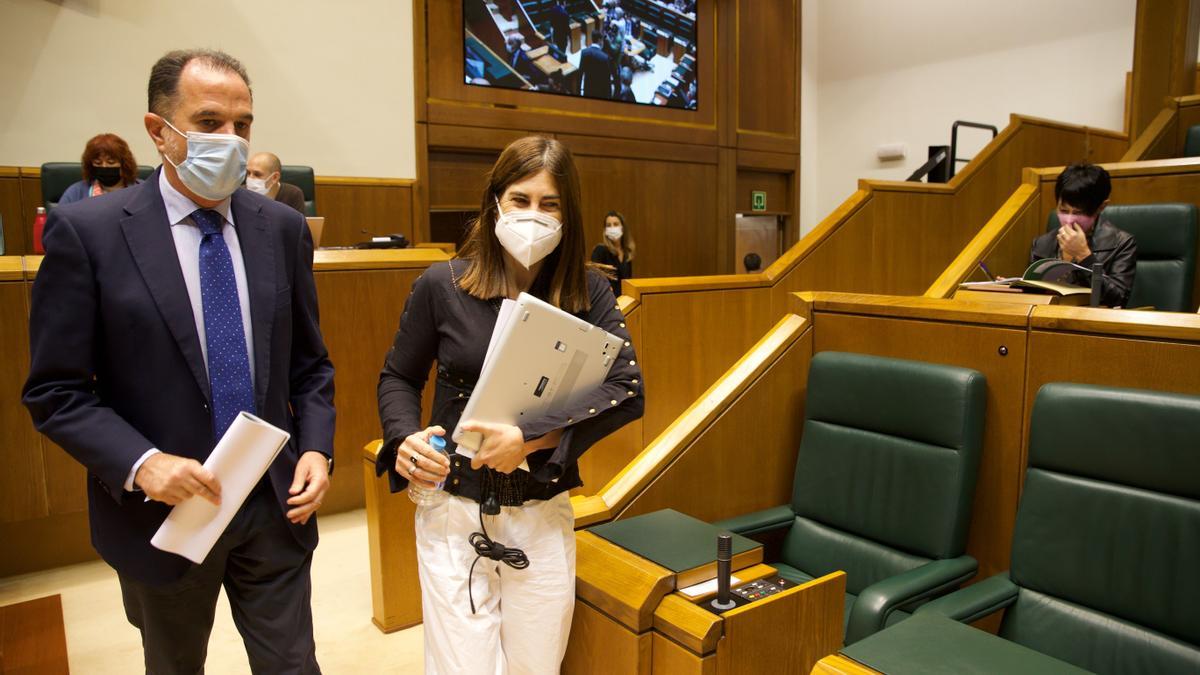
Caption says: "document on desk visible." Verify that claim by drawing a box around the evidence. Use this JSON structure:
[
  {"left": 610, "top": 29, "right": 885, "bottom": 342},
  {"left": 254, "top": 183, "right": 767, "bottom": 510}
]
[{"left": 151, "top": 412, "right": 290, "bottom": 564}]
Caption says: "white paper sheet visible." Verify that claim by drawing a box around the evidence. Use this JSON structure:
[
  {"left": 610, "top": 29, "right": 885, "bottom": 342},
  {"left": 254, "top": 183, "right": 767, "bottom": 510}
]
[
  {"left": 678, "top": 575, "right": 743, "bottom": 598},
  {"left": 151, "top": 412, "right": 291, "bottom": 564}
]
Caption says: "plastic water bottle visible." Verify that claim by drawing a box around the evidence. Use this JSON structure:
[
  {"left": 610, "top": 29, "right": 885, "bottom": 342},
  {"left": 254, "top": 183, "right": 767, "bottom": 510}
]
[
  {"left": 408, "top": 435, "right": 449, "bottom": 506},
  {"left": 32, "top": 207, "right": 47, "bottom": 254}
]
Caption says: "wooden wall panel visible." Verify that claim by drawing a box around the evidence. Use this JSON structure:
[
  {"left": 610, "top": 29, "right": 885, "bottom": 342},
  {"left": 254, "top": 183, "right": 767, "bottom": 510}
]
[
  {"left": 314, "top": 266, "right": 426, "bottom": 513},
  {"left": 623, "top": 330, "right": 810, "bottom": 522},
  {"left": 576, "top": 303, "right": 643, "bottom": 494},
  {"left": 1176, "top": 97, "right": 1200, "bottom": 150},
  {"left": 0, "top": 170, "right": 27, "bottom": 255},
  {"left": 735, "top": 169, "right": 790, "bottom": 214},
  {"left": 574, "top": 155, "right": 720, "bottom": 279},
  {"left": 1024, "top": 330, "right": 1200, "bottom": 474},
  {"left": 428, "top": 148, "right": 497, "bottom": 210},
  {"left": 0, "top": 281, "right": 45, "bottom": 523},
  {"left": 978, "top": 195, "right": 1046, "bottom": 281},
  {"left": 639, "top": 287, "right": 773, "bottom": 439},
  {"left": 415, "top": 0, "right": 801, "bottom": 274},
  {"left": 735, "top": 0, "right": 799, "bottom": 148},
  {"left": 811, "top": 311, "right": 1030, "bottom": 580},
  {"left": 313, "top": 179, "right": 415, "bottom": 247},
  {"left": 1129, "top": 0, "right": 1200, "bottom": 138}
]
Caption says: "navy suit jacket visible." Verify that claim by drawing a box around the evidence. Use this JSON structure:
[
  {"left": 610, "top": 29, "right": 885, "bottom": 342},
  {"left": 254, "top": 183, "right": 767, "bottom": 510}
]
[
  {"left": 580, "top": 45, "right": 613, "bottom": 98},
  {"left": 23, "top": 169, "right": 336, "bottom": 585}
]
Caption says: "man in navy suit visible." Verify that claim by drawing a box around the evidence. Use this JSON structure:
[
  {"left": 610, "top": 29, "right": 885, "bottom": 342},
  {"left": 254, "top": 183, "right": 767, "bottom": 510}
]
[
  {"left": 580, "top": 29, "right": 614, "bottom": 98},
  {"left": 23, "top": 49, "right": 335, "bottom": 674}
]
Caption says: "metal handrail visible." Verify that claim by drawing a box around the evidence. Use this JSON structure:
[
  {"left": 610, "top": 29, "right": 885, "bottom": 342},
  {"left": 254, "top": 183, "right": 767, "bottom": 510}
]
[
  {"left": 949, "top": 120, "right": 999, "bottom": 179},
  {"left": 907, "top": 147, "right": 949, "bottom": 182}
]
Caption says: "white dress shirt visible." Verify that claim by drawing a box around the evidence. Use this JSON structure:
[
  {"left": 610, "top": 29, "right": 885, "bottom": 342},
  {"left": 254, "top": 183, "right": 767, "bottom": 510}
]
[{"left": 124, "top": 172, "right": 256, "bottom": 491}]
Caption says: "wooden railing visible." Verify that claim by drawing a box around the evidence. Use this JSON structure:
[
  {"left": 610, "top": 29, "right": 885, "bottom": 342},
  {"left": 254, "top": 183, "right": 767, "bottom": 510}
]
[
  {"left": 1120, "top": 94, "right": 1200, "bottom": 162},
  {"left": 926, "top": 157, "right": 1200, "bottom": 309},
  {"left": 582, "top": 114, "right": 1128, "bottom": 492},
  {"left": 572, "top": 291, "right": 1200, "bottom": 585}
]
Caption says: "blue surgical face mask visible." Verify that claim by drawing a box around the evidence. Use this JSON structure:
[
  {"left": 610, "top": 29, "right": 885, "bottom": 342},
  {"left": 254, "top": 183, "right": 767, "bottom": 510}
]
[{"left": 160, "top": 117, "right": 249, "bottom": 201}]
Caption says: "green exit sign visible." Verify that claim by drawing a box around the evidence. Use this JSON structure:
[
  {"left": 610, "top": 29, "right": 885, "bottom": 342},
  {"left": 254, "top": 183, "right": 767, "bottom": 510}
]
[{"left": 751, "top": 191, "right": 767, "bottom": 212}]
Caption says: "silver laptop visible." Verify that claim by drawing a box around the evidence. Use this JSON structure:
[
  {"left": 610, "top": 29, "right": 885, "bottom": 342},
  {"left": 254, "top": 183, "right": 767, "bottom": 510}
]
[{"left": 452, "top": 292, "right": 623, "bottom": 461}]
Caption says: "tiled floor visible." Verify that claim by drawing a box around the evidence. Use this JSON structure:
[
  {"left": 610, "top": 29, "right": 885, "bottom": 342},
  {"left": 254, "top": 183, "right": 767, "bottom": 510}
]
[{"left": 0, "top": 509, "right": 424, "bottom": 674}]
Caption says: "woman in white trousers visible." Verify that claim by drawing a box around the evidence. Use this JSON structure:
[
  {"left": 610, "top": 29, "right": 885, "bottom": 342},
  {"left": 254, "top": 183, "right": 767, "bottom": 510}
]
[{"left": 376, "top": 136, "right": 645, "bottom": 674}]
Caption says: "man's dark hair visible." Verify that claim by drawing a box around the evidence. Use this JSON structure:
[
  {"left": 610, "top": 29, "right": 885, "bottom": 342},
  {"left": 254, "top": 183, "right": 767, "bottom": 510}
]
[
  {"left": 1054, "top": 163, "right": 1111, "bottom": 215},
  {"left": 743, "top": 252, "right": 762, "bottom": 272},
  {"left": 148, "top": 49, "right": 252, "bottom": 117},
  {"left": 592, "top": 29, "right": 604, "bottom": 42}
]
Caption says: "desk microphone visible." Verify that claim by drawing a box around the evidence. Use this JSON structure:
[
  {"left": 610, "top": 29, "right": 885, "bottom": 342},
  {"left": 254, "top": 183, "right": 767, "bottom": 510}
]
[{"left": 709, "top": 534, "right": 736, "bottom": 612}]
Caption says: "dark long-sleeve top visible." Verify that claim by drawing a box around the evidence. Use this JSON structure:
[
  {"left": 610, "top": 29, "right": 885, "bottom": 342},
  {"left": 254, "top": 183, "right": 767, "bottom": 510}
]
[
  {"left": 1030, "top": 219, "right": 1137, "bottom": 307},
  {"left": 376, "top": 259, "right": 644, "bottom": 502},
  {"left": 591, "top": 244, "right": 633, "bottom": 297}
]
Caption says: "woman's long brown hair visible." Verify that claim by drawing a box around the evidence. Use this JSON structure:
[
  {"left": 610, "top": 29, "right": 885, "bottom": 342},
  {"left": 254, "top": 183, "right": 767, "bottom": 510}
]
[{"left": 458, "top": 136, "right": 594, "bottom": 313}]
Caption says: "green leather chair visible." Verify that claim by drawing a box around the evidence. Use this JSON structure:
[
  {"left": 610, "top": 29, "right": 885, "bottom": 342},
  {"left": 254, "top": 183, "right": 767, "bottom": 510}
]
[
  {"left": 1046, "top": 203, "right": 1198, "bottom": 311},
  {"left": 1184, "top": 124, "right": 1200, "bottom": 157},
  {"left": 918, "top": 383, "right": 1200, "bottom": 673},
  {"left": 41, "top": 163, "right": 156, "bottom": 212},
  {"left": 715, "top": 351, "right": 987, "bottom": 644},
  {"left": 280, "top": 165, "right": 317, "bottom": 216}
]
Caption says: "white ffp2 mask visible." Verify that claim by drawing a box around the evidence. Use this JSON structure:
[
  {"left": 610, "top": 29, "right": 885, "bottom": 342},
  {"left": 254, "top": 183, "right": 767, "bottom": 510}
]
[
  {"left": 604, "top": 225, "right": 623, "bottom": 241},
  {"left": 160, "top": 117, "right": 249, "bottom": 201},
  {"left": 494, "top": 196, "right": 563, "bottom": 268}
]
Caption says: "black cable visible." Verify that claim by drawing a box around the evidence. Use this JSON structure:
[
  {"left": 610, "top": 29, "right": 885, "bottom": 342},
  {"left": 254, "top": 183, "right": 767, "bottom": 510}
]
[{"left": 467, "top": 470, "right": 529, "bottom": 614}]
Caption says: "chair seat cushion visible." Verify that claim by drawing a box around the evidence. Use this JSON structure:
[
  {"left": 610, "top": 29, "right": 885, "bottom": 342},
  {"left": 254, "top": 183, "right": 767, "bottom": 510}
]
[{"left": 774, "top": 562, "right": 910, "bottom": 641}]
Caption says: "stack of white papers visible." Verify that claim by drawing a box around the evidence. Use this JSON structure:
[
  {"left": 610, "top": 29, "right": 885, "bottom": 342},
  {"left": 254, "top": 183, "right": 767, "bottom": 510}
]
[{"left": 151, "top": 412, "right": 291, "bottom": 564}]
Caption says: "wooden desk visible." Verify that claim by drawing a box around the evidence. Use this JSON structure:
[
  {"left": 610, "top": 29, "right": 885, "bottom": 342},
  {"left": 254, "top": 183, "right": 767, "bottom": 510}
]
[
  {"left": 562, "top": 531, "right": 845, "bottom": 674},
  {"left": 625, "top": 39, "right": 647, "bottom": 59},
  {"left": 954, "top": 288, "right": 1088, "bottom": 306},
  {"left": 0, "top": 595, "right": 69, "bottom": 674},
  {"left": 657, "top": 31, "right": 670, "bottom": 56},
  {"left": 811, "top": 654, "right": 879, "bottom": 675},
  {"left": 570, "top": 21, "right": 583, "bottom": 52}
]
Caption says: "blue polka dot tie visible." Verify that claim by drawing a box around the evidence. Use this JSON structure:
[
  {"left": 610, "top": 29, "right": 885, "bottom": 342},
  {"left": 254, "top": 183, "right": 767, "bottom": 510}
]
[{"left": 193, "top": 209, "right": 256, "bottom": 440}]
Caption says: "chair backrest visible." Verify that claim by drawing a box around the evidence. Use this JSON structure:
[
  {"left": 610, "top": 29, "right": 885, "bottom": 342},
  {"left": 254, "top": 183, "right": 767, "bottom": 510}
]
[
  {"left": 1004, "top": 383, "right": 1200, "bottom": 673},
  {"left": 41, "top": 163, "right": 157, "bottom": 212},
  {"left": 781, "top": 351, "right": 987, "bottom": 595},
  {"left": 280, "top": 165, "right": 317, "bottom": 216},
  {"left": 1046, "top": 203, "right": 1198, "bottom": 311},
  {"left": 1185, "top": 124, "right": 1200, "bottom": 157},
  {"left": 40, "top": 162, "right": 83, "bottom": 211}
]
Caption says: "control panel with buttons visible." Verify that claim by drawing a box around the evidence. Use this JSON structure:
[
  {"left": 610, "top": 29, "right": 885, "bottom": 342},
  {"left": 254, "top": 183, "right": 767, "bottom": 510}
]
[{"left": 730, "top": 576, "right": 792, "bottom": 603}]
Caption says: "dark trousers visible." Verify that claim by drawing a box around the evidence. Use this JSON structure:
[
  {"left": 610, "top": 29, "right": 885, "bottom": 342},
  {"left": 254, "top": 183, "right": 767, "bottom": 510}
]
[{"left": 118, "top": 488, "right": 320, "bottom": 675}]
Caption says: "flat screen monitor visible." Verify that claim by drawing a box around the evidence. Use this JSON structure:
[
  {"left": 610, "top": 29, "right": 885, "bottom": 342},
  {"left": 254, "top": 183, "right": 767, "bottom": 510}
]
[{"left": 463, "top": 0, "right": 698, "bottom": 110}]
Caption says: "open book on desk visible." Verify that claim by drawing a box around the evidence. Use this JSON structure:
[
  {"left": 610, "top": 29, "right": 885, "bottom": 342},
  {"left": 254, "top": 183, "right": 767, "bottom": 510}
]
[{"left": 959, "top": 258, "right": 1092, "bottom": 296}]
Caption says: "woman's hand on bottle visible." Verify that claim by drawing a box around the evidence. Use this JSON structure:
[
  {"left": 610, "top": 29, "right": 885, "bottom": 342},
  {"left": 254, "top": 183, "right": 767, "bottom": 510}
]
[
  {"left": 395, "top": 425, "right": 450, "bottom": 488},
  {"left": 461, "top": 421, "right": 530, "bottom": 474}
]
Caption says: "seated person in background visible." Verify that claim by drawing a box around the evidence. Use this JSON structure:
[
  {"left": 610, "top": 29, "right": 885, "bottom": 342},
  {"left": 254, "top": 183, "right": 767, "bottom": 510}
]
[
  {"left": 59, "top": 133, "right": 142, "bottom": 204},
  {"left": 743, "top": 252, "right": 762, "bottom": 273},
  {"left": 1030, "top": 163, "right": 1136, "bottom": 307},
  {"left": 246, "top": 151, "right": 307, "bottom": 214},
  {"left": 507, "top": 34, "right": 546, "bottom": 87}
]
